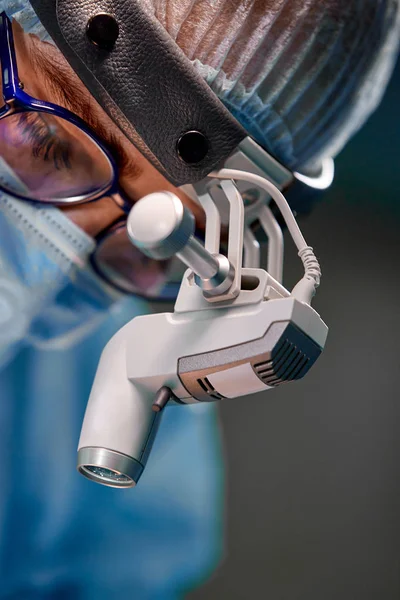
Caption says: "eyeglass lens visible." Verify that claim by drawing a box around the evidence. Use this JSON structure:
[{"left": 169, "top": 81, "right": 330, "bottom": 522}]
[
  {"left": 93, "top": 223, "right": 186, "bottom": 298},
  {"left": 0, "top": 62, "right": 182, "bottom": 299},
  {"left": 0, "top": 110, "right": 114, "bottom": 203}
]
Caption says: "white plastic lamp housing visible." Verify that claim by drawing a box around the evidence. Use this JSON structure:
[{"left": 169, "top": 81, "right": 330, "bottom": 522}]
[
  {"left": 77, "top": 292, "right": 328, "bottom": 488},
  {"left": 77, "top": 166, "right": 328, "bottom": 489},
  {"left": 77, "top": 322, "right": 161, "bottom": 488}
]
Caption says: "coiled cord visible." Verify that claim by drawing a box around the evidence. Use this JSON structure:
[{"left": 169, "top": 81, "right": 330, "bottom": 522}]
[{"left": 298, "top": 246, "right": 321, "bottom": 287}]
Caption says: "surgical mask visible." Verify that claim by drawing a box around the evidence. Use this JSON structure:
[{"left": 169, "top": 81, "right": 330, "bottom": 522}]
[{"left": 0, "top": 157, "right": 121, "bottom": 361}]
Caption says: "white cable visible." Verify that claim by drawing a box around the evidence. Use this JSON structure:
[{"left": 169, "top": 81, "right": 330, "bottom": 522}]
[
  {"left": 209, "top": 168, "right": 322, "bottom": 304},
  {"left": 210, "top": 169, "right": 306, "bottom": 249}
]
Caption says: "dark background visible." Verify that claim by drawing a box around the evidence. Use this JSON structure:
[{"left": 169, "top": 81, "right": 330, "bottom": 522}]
[{"left": 189, "top": 60, "right": 400, "bottom": 599}]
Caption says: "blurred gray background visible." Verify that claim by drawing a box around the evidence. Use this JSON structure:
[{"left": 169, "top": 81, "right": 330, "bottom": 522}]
[{"left": 188, "top": 61, "right": 400, "bottom": 600}]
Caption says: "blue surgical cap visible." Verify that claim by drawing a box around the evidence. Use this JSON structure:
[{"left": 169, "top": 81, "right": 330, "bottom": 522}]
[
  {"left": 4, "top": 0, "right": 52, "bottom": 41},
  {"left": 6, "top": 0, "right": 400, "bottom": 173}
]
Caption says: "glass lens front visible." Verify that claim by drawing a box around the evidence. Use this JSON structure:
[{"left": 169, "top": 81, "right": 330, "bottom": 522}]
[
  {"left": 82, "top": 466, "right": 132, "bottom": 485},
  {"left": 0, "top": 111, "right": 114, "bottom": 202},
  {"left": 93, "top": 224, "right": 185, "bottom": 299}
]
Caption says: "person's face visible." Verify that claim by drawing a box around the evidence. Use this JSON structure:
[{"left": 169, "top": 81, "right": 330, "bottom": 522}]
[{"left": 9, "top": 20, "right": 204, "bottom": 238}]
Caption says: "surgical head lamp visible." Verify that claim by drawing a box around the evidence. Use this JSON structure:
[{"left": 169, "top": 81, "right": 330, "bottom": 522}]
[
  {"left": 76, "top": 152, "right": 331, "bottom": 488},
  {"left": 29, "top": 0, "right": 332, "bottom": 488}
]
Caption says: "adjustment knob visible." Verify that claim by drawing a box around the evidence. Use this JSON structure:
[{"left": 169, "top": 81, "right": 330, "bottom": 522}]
[
  {"left": 127, "top": 192, "right": 195, "bottom": 260},
  {"left": 127, "top": 192, "right": 235, "bottom": 296}
]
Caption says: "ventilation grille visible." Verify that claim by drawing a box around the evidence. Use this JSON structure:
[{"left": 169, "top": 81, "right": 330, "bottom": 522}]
[
  {"left": 253, "top": 338, "right": 310, "bottom": 387},
  {"left": 197, "top": 377, "right": 226, "bottom": 401}
]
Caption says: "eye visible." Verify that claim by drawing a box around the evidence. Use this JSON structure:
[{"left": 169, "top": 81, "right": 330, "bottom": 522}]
[
  {"left": 16, "top": 112, "right": 73, "bottom": 170},
  {"left": 0, "top": 110, "right": 114, "bottom": 202}
]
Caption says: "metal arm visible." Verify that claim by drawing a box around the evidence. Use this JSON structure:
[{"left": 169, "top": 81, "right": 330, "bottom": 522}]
[{"left": 127, "top": 191, "right": 234, "bottom": 299}]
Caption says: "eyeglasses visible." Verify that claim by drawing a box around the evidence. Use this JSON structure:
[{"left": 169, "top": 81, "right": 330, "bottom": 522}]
[{"left": 0, "top": 11, "right": 185, "bottom": 301}]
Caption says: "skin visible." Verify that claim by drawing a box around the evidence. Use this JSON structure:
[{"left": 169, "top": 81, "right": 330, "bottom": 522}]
[{"left": 10, "top": 20, "right": 205, "bottom": 239}]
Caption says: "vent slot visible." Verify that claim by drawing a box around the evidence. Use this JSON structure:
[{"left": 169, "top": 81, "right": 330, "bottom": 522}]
[
  {"left": 254, "top": 360, "right": 273, "bottom": 372},
  {"left": 253, "top": 338, "right": 311, "bottom": 387},
  {"left": 198, "top": 379, "right": 209, "bottom": 393},
  {"left": 288, "top": 355, "right": 309, "bottom": 380},
  {"left": 272, "top": 340, "right": 292, "bottom": 363},
  {"left": 291, "top": 357, "right": 310, "bottom": 380},
  {"left": 274, "top": 346, "right": 300, "bottom": 380},
  {"left": 280, "top": 352, "right": 304, "bottom": 381},
  {"left": 197, "top": 377, "right": 226, "bottom": 401}
]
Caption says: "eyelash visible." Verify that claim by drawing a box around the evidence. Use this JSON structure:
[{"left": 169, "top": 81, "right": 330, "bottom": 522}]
[{"left": 17, "top": 112, "right": 72, "bottom": 170}]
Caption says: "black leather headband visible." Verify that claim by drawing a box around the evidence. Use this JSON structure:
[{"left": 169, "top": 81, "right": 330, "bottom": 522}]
[{"left": 29, "top": 0, "right": 246, "bottom": 186}]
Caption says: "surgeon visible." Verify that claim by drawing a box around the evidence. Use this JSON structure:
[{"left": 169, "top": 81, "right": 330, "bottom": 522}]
[{"left": 0, "top": 1, "right": 399, "bottom": 599}]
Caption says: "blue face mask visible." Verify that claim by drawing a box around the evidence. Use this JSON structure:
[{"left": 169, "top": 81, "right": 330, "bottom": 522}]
[
  {"left": 0, "top": 157, "right": 122, "bottom": 364},
  {"left": 0, "top": 3, "right": 103, "bottom": 356}
]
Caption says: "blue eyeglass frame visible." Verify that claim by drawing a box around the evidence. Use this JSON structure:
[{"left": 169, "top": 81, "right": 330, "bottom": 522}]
[
  {"left": 0, "top": 11, "right": 184, "bottom": 301},
  {"left": 0, "top": 11, "right": 130, "bottom": 211}
]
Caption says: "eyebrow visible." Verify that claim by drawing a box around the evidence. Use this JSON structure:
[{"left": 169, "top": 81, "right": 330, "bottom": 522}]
[{"left": 32, "top": 46, "right": 143, "bottom": 181}]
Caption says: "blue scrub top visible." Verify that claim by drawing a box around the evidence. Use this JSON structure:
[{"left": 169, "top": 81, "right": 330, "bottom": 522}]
[{"left": 0, "top": 297, "right": 224, "bottom": 600}]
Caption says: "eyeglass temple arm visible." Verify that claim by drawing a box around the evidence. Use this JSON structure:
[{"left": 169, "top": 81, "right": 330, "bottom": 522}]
[{"left": 0, "top": 12, "right": 21, "bottom": 103}]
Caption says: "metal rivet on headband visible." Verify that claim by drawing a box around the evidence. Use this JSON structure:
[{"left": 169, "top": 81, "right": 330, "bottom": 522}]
[
  {"left": 86, "top": 13, "right": 120, "bottom": 50},
  {"left": 177, "top": 131, "right": 209, "bottom": 164}
]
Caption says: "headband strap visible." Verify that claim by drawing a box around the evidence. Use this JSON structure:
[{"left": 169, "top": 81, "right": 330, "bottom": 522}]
[{"left": 30, "top": 0, "right": 246, "bottom": 185}]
